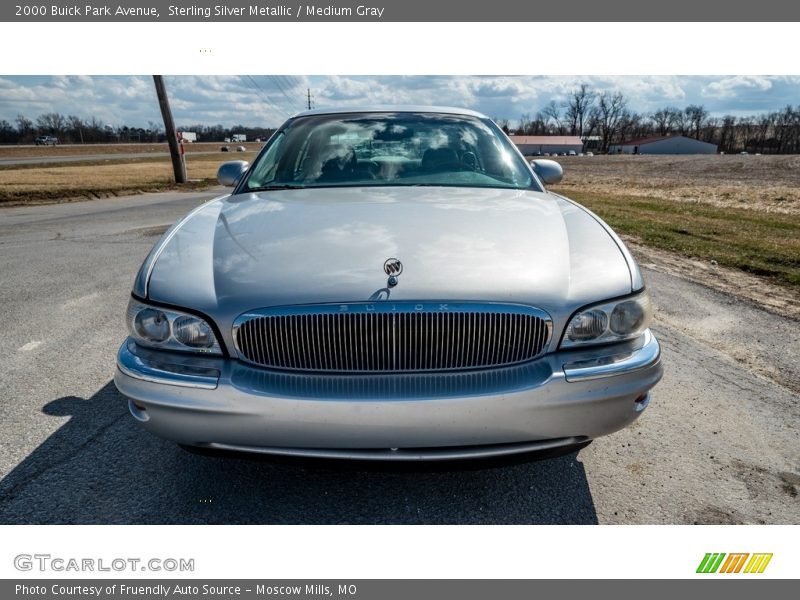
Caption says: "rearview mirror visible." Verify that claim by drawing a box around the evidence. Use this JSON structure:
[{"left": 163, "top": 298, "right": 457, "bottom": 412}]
[
  {"left": 530, "top": 159, "right": 563, "bottom": 185},
  {"left": 217, "top": 160, "right": 250, "bottom": 187}
]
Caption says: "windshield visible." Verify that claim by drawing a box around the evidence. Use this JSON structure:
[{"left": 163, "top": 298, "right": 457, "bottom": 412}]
[{"left": 242, "top": 112, "right": 540, "bottom": 192}]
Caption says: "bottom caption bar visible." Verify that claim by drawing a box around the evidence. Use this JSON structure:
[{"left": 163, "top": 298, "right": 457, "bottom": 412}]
[{"left": 3, "top": 580, "right": 792, "bottom": 600}]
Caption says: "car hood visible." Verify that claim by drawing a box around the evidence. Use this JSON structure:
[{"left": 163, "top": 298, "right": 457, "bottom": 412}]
[{"left": 146, "top": 186, "right": 633, "bottom": 334}]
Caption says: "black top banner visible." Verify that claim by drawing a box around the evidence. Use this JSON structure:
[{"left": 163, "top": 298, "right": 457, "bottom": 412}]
[{"left": 4, "top": 0, "right": 800, "bottom": 22}]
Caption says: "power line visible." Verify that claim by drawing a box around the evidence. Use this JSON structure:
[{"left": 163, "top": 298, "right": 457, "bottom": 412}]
[
  {"left": 277, "top": 75, "right": 306, "bottom": 106},
  {"left": 265, "top": 75, "right": 302, "bottom": 114},
  {"left": 244, "top": 75, "right": 289, "bottom": 119}
]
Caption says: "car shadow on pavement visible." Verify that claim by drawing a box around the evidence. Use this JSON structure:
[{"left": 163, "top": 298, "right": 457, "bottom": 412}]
[{"left": 0, "top": 381, "right": 598, "bottom": 524}]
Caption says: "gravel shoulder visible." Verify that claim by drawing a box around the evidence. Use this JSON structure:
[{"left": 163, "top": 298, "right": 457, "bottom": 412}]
[{"left": 623, "top": 235, "right": 800, "bottom": 323}]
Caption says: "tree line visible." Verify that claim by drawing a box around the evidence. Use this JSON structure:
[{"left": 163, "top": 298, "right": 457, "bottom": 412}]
[
  {"left": 0, "top": 114, "right": 276, "bottom": 145},
  {"left": 496, "top": 84, "right": 800, "bottom": 154},
  {"left": 5, "top": 87, "right": 800, "bottom": 154}
]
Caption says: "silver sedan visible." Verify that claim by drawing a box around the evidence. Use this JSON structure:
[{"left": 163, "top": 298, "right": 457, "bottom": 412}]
[{"left": 114, "top": 107, "right": 662, "bottom": 461}]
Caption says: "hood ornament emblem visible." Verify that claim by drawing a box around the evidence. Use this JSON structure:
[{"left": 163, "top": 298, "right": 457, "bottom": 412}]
[{"left": 383, "top": 258, "right": 403, "bottom": 287}]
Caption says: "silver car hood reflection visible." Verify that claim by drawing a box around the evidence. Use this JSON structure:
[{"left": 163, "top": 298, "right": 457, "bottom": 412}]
[{"left": 146, "top": 186, "right": 634, "bottom": 348}]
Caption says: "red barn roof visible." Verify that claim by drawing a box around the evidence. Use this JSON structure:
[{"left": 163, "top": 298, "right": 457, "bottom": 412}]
[{"left": 509, "top": 136, "right": 583, "bottom": 145}]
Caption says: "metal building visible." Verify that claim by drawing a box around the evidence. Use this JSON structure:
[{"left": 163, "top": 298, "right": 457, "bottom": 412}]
[
  {"left": 509, "top": 135, "right": 584, "bottom": 155},
  {"left": 608, "top": 135, "right": 717, "bottom": 154}
]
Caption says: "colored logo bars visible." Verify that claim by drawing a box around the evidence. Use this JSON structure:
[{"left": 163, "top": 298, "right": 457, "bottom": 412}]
[{"left": 696, "top": 553, "right": 773, "bottom": 574}]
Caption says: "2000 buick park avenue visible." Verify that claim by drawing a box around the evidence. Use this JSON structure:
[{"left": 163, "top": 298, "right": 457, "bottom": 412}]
[{"left": 114, "top": 107, "right": 663, "bottom": 461}]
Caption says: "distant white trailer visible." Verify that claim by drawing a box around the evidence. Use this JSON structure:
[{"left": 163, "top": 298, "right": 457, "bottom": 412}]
[
  {"left": 232, "top": 134, "right": 247, "bottom": 142},
  {"left": 609, "top": 135, "right": 717, "bottom": 154},
  {"left": 178, "top": 131, "right": 197, "bottom": 143}
]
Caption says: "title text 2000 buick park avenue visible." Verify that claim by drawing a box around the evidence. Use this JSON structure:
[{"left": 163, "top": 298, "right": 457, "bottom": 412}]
[{"left": 114, "top": 107, "right": 662, "bottom": 461}]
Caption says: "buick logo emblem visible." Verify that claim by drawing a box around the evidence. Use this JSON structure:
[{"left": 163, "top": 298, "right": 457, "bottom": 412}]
[
  {"left": 383, "top": 258, "right": 403, "bottom": 276},
  {"left": 383, "top": 258, "right": 402, "bottom": 288}
]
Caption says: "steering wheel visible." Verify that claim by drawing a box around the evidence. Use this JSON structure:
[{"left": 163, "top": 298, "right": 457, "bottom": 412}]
[{"left": 461, "top": 151, "right": 478, "bottom": 170}]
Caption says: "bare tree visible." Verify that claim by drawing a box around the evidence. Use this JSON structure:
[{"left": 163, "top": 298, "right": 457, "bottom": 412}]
[
  {"left": 738, "top": 116, "right": 756, "bottom": 153},
  {"left": 542, "top": 100, "right": 564, "bottom": 135},
  {"left": 756, "top": 113, "right": 773, "bottom": 153},
  {"left": 85, "top": 116, "right": 107, "bottom": 143},
  {"left": 0, "top": 119, "right": 15, "bottom": 143},
  {"left": 618, "top": 110, "right": 643, "bottom": 143},
  {"left": 684, "top": 104, "right": 709, "bottom": 139},
  {"left": 565, "top": 83, "right": 595, "bottom": 137},
  {"left": 15, "top": 114, "right": 33, "bottom": 139},
  {"left": 673, "top": 109, "right": 691, "bottom": 136},
  {"left": 36, "top": 112, "right": 67, "bottom": 135},
  {"left": 516, "top": 113, "right": 531, "bottom": 135},
  {"left": 530, "top": 112, "right": 547, "bottom": 135},
  {"left": 650, "top": 107, "right": 677, "bottom": 136},
  {"left": 595, "top": 92, "right": 627, "bottom": 151},
  {"left": 718, "top": 115, "right": 736, "bottom": 152},
  {"left": 775, "top": 105, "right": 800, "bottom": 153},
  {"left": 702, "top": 117, "right": 718, "bottom": 143},
  {"left": 67, "top": 115, "right": 85, "bottom": 144}
]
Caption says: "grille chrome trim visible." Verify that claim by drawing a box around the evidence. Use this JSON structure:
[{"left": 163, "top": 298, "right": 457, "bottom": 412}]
[{"left": 233, "top": 302, "right": 552, "bottom": 373}]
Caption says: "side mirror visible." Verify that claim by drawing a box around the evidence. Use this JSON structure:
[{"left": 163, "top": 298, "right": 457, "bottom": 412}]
[
  {"left": 217, "top": 160, "right": 249, "bottom": 187},
  {"left": 530, "top": 159, "right": 563, "bottom": 185}
]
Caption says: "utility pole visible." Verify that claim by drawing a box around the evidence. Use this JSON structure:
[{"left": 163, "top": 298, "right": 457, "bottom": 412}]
[
  {"left": 153, "top": 75, "right": 187, "bottom": 184},
  {"left": 307, "top": 88, "right": 312, "bottom": 110}
]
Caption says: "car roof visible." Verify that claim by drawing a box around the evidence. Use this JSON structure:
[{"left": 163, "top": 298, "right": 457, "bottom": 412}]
[{"left": 291, "top": 106, "right": 489, "bottom": 119}]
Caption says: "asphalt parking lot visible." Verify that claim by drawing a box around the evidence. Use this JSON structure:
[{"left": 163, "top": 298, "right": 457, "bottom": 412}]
[{"left": 0, "top": 190, "right": 798, "bottom": 524}]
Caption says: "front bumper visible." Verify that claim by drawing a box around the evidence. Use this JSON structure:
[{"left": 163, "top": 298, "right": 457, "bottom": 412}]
[{"left": 114, "top": 330, "right": 662, "bottom": 460}]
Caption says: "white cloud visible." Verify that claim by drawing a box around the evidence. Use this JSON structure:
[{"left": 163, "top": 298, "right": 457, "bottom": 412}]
[
  {"left": 702, "top": 75, "right": 773, "bottom": 99},
  {"left": 0, "top": 75, "right": 797, "bottom": 128}
]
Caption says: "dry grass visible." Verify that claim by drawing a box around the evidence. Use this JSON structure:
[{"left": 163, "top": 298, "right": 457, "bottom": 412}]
[
  {"left": 548, "top": 154, "right": 800, "bottom": 290},
  {"left": 0, "top": 142, "right": 263, "bottom": 158},
  {"left": 551, "top": 154, "right": 800, "bottom": 216},
  {"left": 0, "top": 152, "right": 257, "bottom": 204}
]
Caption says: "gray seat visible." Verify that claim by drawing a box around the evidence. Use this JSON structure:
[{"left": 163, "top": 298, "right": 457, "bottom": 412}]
[
  {"left": 421, "top": 147, "right": 460, "bottom": 171},
  {"left": 318, "top": 146, "right": 357, "bottom": 182}
]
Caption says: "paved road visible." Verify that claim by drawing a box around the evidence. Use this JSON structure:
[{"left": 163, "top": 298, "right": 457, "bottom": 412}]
[
  {"left": 0, "top": 191, "right": 797, "bottom": 524},
  {"left": 0, "top": 151, "right": 235, "bottom": 166}
]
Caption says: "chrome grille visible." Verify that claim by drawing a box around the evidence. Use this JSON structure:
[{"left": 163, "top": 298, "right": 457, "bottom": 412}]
[{"left": 234, "top": 303, "right": 551, "bottom": 373}]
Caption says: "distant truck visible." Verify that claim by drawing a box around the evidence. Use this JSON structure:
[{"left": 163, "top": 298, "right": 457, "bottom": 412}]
[
  {"left": 178, "top": 131, "right": 197, "bottom": 143},
  {"left": 232, "top": 134, "right": 247, "bottom": 142}
]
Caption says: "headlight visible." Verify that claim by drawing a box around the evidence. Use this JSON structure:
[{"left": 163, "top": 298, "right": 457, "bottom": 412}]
[
  {"left": 172, "top": 315, "right": 215, "bottom": 348},
  {"left": 133, "top": 308, "right": 170, "bottom": 342},
  {"left": 126, "top": 299, "right": 222, "bottom": 354},
  {"left": 561, "top": 292, "right": 652, "bottom": 348}
]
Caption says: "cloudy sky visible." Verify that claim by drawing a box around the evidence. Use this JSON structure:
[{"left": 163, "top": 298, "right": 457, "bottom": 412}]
[{"left": 1, "top": 75, "right": 797, "bottom": 129}]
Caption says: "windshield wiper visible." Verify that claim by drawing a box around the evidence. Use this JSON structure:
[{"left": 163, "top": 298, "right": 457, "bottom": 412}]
[{"left": 246, "top": 184, "right": 304, "bottom": 192}]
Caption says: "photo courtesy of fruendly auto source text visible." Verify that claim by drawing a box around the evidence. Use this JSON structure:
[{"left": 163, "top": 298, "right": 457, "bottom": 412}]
[{"left": 0, "top": 0, "right": 798, "bottom": 593}]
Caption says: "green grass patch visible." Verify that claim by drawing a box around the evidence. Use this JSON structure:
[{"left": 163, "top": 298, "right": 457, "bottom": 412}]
[{"left": 559, "top": 189, "right": 800, "bottom": 290}]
